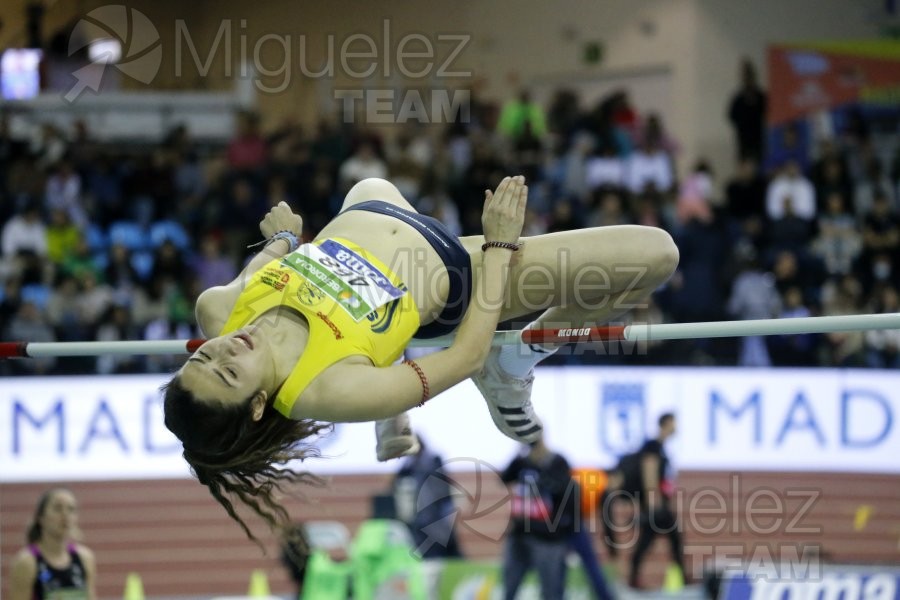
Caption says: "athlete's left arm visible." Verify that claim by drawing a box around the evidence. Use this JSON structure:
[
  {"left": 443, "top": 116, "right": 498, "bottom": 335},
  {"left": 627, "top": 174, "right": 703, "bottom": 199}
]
[
  {"left": 195, "top": 202, "right": 303, "bottom": 335},
  {"left": 296, "top": 345, "right": 484, "bottom": 422},
  {"left": 77, "top": 544, "right": 98, "bottom": 600}
]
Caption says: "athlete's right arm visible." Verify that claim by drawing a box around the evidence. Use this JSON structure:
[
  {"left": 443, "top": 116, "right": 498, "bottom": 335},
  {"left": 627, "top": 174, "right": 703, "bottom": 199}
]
[
  {"left": 7, "top": 550, "right": 37, "bottom": 600},
  {"left": 195, "top": 202, "right": 303, "bottom": 335},
  {"left": 295, "top": 177, "right": 527, "bottom": 422}
]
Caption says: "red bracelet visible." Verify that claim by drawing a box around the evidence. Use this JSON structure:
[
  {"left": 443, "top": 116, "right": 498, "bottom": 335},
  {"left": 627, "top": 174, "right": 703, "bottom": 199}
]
[
  {"left": 481, "top": 240, "right": 520, "bottom": 252},
  {"left": 403, "top": 359, "right": 430, "bottom": 406}
]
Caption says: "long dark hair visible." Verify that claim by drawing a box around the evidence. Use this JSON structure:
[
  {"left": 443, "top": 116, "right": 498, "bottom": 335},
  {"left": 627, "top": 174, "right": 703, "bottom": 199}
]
[
  {"left": 162, "top": 377, "right": 330, "bottom": 545},
  {"left": 27, "top": 488, "right": 74, "bottom": 544}
]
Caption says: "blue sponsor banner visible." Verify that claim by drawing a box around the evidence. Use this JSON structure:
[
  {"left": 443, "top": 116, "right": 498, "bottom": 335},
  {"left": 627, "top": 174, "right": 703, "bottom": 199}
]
[{"left": 721, "top": 568, "right": 900, "bottom": 600}]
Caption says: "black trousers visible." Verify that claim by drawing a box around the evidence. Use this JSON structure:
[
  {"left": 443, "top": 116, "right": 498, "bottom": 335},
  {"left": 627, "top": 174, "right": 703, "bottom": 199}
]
[{"left": 629, "top": 504, "right": 685, "bottom": 586}]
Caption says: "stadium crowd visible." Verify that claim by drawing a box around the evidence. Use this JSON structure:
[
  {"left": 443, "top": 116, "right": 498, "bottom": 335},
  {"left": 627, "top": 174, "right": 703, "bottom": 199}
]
[{"left": 2, "top": 66, "right": 900, "bottom": 375}]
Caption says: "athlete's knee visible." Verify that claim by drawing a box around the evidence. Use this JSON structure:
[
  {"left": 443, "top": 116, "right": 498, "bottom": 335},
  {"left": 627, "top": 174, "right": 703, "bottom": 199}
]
[
  {"left": 646, "top": 229, "right": 679, "bottom": 283},
  {"left": 349, "top": 177, "right": 398, "bottom": 197}
]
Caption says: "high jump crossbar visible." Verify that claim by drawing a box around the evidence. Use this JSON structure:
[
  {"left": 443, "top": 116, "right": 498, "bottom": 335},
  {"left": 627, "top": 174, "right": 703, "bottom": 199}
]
[{"left": 1, "top": 313, "right": 899, "bottom": 358}]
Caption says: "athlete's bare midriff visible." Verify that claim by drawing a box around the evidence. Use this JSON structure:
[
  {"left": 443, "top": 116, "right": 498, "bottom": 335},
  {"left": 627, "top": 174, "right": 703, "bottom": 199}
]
[{"left": 315, "top": 209, "right": 451, "bottom": 325}]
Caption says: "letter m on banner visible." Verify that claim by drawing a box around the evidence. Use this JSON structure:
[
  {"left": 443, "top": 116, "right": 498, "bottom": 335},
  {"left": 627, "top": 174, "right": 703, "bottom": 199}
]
[{"left": 599, "top": 383, "right": 646, "bottom": 455}]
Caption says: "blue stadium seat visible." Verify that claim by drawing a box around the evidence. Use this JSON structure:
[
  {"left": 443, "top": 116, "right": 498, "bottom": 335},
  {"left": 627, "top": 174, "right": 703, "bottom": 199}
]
[
  {"left": 92, "top": 252, "right": 110, "bottom": 272},
  {"left": 85, "top": 224, "right": 108, "bottom": 252},
  {"left": 149, "top": 220, "right": 190, "bottom": 250},
  {"left": 130, "top": 251, "right": 155, "bottom": 281},
  {"left": 21, "top": 284, "right": 51, "bottom": 309},
  {"left": 109, "top": 221, "right": 151, "bottom": 252}
]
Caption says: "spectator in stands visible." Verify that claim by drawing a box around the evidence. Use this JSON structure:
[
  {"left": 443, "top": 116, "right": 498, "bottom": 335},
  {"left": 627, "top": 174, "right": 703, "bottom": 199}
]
[
  {"left": 392, "top": 435, "right": 463, "bottom": 559},
  {"left": 821, "top": 275, "right": 866, "bottom": 367},
  {"left": 338, "top": 138, "right": 388, "bottom": 192},
  {"left": 546, "top": 88, "right": 582, "bottom": 152},
  {"left": 607, "top": 90, "right": 640, "bottom": 145},
  {"left": 766, "top": 161, "right": 816, "bottom": 221},
  {"left": 4, "top": 301, "right": 56, "bottom": 375},
  {"left": 191, "top": 234, "right": 238, "bottom": 291},
  {"left": 416, "top": 174, "right": 462, "bottom": 236},
  {"left": 279, "top": 522, "right": 313, "bottom": 598},
  {"left": 767, "top": 197, "right": 814, "bottom": 254},
  {"left": 727, "top": 59, "right": 767, "bottom": 161},
  {"left": 227, "top": 111, "right": 268, "bottom": 173},
  {"left": 0, "top": 276, "right": 24, "bottom": 335},
  {"left": 725, "top": 157, "right": 766, "bottom": 221},
  {"left": 770, "top": 250, "right": 819, "bottom": 304},
  {"left": 512, "top": 122, "right": 546, "bottom": 185},
  {"left": 500, "top": 432, "right": 575, "bottom": 600},
  {"left": 6, "top": 488, "right": 97, "bottom": 600},
  {"left": 768, "top": 286, "right": 817, "bottom": 367},
  {"left": 676, "top": 160, "right": 714, "bottom": 227},
  {"left": 625, "top": 135, "right": 675, "bottom": 196},
  {"left": 84, "top": 154, "right": 125, "bottom": 226},
  {"left": 854, "top": 156, "right": 896, "bottom": 219},
  {"left": 3, "top": 199, "right": 45, "bottom": 255},
  {"left": 0, "top": 116, "right": 28, "bottom": 213},
  {"left": 75, "top": 270, "right": 113, "bottom": 329},
  {"left": 45, "top": 209, "right": 82, "bottom": 267},
  {"left": 811, "top": 192, "right": 861, "bottom": 276},
  {"left": 105, "top": 244, "right": 142, "bottom": 290},
  {"left": 585, "top": 143, "right": 625, "bottom": 193},
  {"left": 218, "top": 177, "right": 267, "bottom": 251},
  {"left": 588, "top": 189, "right": 631, "bottom": 228},
  {"left": 546, "top": 199, "right": 583, "bottom": 233},
  {"left": 386, "top": 133, "right": 427, "bottom": 202},
  {"left": 861, "top": 252, "right": 900, "bottom": 298},
  {"left": 766, "top": 123, "right": 809, "bottom": 175},
  {"left": 812, "top": 148, "right": 853, "bottom": 215},
  {"left": 727, "top": 248, "right": 780, "bottom": 366},
  {"left": 666, "top": 214, "right": 730, "bottom": 325},
  {"left": 46, "top": 274, "right": 92, "bottom": 342},
  {"left": 498, "top": 89, "right": 547, "bottom": 141},
  {"left": 629, "top": 413, "right": 686, "bottom": 589},
  {"left": 96, "top": 303, "right": 143, "bottom": 375},
  {"left": 861, "top": 191, "right": 900, "bottom": 261},
  {"left": 864, "top": 286, "right": 900, "bottom": 368},
  {"left": 642, "top": 113, "right": 680, "bottom": 158},
  {"left": 59, "top": 237, "right": 100, "bottom": 282},
  {"left": 44, "top": 159, "right": 87, "bottom": 230}
]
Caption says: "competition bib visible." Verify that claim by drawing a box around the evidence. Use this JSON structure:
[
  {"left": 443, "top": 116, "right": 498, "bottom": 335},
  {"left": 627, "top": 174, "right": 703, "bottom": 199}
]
[{"left": 281, "top": 240, "right": 407, "bottom": 321}]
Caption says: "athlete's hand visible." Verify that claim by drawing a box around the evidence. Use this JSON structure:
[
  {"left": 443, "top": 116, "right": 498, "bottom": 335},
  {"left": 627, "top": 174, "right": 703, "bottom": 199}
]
[
  {"left": 260, "top": 201, "right": 303, "bottom": 239},
  {"left": 482, "top": 175, "right": 527, "bottom": 245}
]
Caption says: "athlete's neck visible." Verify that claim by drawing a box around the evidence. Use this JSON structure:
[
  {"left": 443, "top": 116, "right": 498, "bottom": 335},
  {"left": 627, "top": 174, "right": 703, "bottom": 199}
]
[
  {"left": 38, "top": 536, "right": 68, "bottom": 559},
  {"left": 253, "top": 307, "right": 309, "bottom": 394}
]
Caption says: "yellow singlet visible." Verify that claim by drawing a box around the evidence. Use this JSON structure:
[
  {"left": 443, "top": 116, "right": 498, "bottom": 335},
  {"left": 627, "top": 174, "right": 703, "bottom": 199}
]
[{"left": 219, "top": 237, "right": 420, "bottom": 417}]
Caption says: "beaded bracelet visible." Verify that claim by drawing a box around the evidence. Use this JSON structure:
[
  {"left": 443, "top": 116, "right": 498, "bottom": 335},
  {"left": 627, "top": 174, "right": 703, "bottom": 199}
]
[
  {"left": 403, "top": 359, "right": 430, "bottom": 406},
  {"left": 270, "top": 230, "right": 301, "bottom": 252},
  {"left": 248, "top": 230, "right": 301, "bottom": 253},
  {"left": 481, "top": 240, "right": 520, "bottom": 252}
]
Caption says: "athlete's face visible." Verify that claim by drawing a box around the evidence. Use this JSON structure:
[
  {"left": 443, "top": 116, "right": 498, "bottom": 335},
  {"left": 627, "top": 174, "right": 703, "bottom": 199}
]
[
  {"left": 39, "top": 490, "right": 78, "bottom": 541},
  {"left": 179, "top": 328, "right": 272, "bottom": 410}
]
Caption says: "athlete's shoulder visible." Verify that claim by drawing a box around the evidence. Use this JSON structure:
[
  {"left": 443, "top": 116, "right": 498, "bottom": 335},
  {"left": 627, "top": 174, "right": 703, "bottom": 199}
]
[
  {"left": 196, "top": 285, "right": 240, "bottom": 336},
  {"left": 9, "top": 546, "right": 38, "bottom": 574}
]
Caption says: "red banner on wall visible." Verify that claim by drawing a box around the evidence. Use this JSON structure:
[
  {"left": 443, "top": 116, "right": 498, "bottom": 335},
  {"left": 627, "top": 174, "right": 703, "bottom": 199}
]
[{"left": 768, "top": 42, "right": 900, "bottom": 125}]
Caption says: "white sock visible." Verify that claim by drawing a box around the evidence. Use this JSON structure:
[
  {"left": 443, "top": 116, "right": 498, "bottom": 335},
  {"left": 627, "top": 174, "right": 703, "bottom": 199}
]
[{"left": 497, "top": 328, "right": 559, "bottom": 378}]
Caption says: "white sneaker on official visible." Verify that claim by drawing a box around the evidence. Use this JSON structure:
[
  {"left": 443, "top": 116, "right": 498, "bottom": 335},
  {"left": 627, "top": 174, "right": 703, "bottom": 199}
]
[
  {"left": 375, "top": 414, "right": 421, "bottom": 462},
  {"left": 471, "top": 346, "right": 544, "bottom": 443}
]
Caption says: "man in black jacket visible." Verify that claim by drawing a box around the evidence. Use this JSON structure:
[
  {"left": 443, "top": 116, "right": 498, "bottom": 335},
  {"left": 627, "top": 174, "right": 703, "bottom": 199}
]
[
  {"left": 629, "top": 412, "right": 686, "bottom": 588},
  {"left": 500, "top": 432, "right": 576, "bottom": 600}
]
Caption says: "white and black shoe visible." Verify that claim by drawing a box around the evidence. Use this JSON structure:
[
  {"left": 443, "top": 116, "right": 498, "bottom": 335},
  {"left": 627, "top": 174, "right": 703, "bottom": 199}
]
[{"left": 471, "top": 346, "right": 543, "bottom": 443}]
